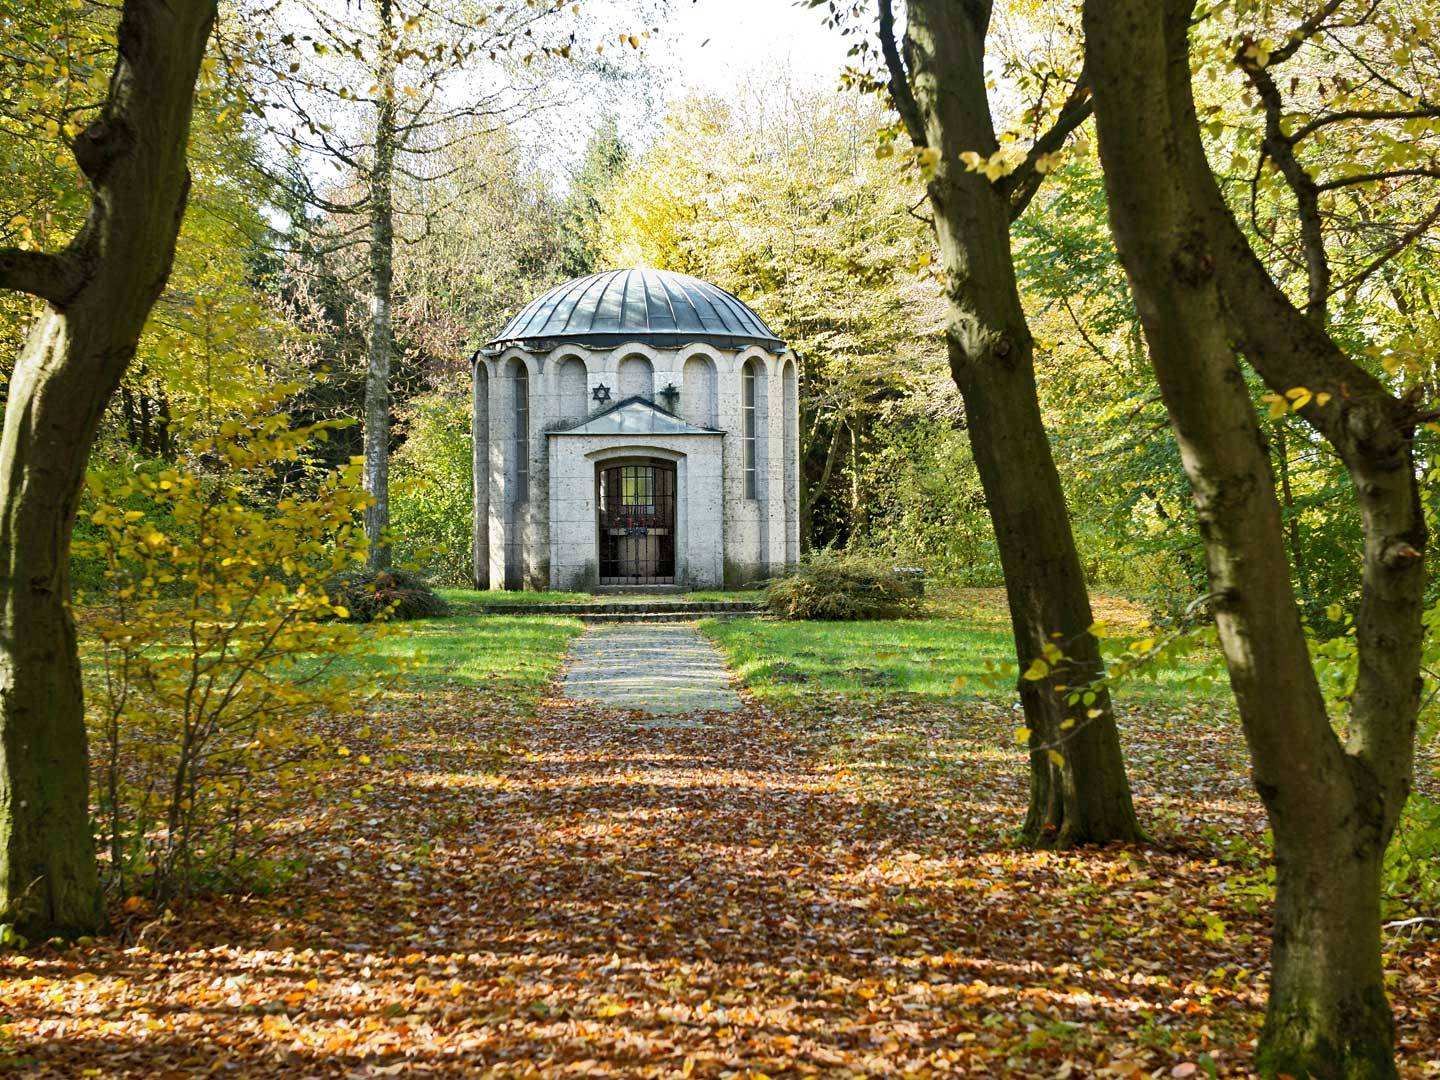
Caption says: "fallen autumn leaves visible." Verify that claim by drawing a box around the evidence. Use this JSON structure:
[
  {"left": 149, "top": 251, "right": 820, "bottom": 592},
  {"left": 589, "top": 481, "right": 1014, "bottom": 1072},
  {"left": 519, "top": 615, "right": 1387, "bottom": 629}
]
[{"left": 2, "top": 676, "right": 1437, "bottom": 1077}]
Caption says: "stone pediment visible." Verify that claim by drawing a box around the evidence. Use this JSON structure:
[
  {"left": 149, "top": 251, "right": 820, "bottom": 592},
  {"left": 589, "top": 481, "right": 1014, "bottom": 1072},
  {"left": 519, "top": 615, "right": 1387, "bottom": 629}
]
[{"left": 549, "top": 396, "right": 723, "bottom": 437}]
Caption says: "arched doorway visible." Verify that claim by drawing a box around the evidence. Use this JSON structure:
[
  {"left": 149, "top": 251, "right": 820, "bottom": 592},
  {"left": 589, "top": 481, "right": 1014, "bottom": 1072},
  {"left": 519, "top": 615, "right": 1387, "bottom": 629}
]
[{"left": 597, "top": 458, "right": 677, "bottom": 585}]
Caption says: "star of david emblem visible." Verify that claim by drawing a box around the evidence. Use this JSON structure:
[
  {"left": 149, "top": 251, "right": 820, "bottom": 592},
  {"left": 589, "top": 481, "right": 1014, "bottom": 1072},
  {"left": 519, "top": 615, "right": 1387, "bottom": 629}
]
[{"left": 592, "top": 384, "right": 612, "bottom": 403}]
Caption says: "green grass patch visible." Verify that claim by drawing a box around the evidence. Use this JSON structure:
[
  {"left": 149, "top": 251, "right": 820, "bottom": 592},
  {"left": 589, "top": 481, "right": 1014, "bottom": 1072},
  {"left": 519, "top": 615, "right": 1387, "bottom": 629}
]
[
  {"left": 703, "top": 615, "right": 1220, "bottom": 708},
  {"left": 314, "top": 590, "right": 584, "bottom": 706},
  {"left": 460, "top": 589, "right": 595, "bottom": 607}
]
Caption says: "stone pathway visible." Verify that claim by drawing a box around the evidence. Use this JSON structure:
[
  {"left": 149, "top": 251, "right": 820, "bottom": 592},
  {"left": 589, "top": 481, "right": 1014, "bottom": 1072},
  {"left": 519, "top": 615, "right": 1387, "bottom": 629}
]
[{"left": 559, "top": 622, "right": 742, "bottom": 715}]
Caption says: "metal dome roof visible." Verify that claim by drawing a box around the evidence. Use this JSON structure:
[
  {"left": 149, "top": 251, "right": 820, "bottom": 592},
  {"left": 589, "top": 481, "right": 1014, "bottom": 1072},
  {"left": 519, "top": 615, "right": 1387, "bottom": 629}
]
[{"left": 486, "top": 268, "right": 785, "bottom": 351}]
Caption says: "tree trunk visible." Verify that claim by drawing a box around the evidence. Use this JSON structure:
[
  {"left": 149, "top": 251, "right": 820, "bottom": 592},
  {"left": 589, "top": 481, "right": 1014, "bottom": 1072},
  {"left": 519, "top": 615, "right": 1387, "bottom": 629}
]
[
  {"left": 0, "top": 0, "right": 217, "bottom": 938},
  {"left": 1083, "top": 1, "right": 1419, "bottom": 1074},
  {"left": 1263, "top": 831, "right": 1394, "bottom": 1078},
  {"left": 363, "top": 0, "right": 398, "bottom": 573},
  {"left": 952, "top": 322, "right": 1137, "bottom": 847},
  {"left": 898, "top": 0, "right": 1142, "bottom": 845}
]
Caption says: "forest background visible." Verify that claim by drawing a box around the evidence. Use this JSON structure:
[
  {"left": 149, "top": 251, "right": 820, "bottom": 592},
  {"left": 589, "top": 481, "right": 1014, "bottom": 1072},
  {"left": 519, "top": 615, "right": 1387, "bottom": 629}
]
[
  {"left": 2, "top": 0, "right": 1440, "bottom": 1074},
  {"left": 7, "top": 0, "right": 1422, "bottom": 622}
]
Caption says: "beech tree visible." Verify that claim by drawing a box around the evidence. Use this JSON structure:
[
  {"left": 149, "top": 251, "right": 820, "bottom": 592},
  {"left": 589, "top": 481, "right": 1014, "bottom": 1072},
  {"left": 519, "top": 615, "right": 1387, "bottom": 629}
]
[
  {"left": 0, "top": 0, "right": 217, "bottom": 937},
  {"left": 1083, "top": 0, "right": 1437, "bottom": 1075},
  {"left": 816, "top": 0, "right": 1142, "bottom": 845},
  {"left": 257, "top": 0, "right": 642, "bottom": 572}
]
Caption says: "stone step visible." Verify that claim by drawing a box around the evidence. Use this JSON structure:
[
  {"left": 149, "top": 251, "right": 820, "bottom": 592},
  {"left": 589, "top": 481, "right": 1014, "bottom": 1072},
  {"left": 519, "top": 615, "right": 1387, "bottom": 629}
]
[
  {"left": 592, "top": 585, "right": 683, "bottom": 596},
  {"left": 575, "top": 611, "right": 756, "bottom": 624},
  {"left": 477, "top": 600, "right": 764, "bottom": 616}
]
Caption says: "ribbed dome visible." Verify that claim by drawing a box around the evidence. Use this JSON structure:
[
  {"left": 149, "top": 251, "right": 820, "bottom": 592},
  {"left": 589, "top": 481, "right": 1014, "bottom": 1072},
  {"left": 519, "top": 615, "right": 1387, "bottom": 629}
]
[{"left": 487, "top": 268, "right": 784, "bottom": 351}]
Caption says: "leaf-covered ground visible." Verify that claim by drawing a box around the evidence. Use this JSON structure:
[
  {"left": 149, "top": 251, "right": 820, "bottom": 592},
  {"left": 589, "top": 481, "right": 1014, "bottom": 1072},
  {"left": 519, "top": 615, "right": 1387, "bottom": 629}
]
[{"left": 5, "top": 617, "right": 1439, "bottom": 1077}]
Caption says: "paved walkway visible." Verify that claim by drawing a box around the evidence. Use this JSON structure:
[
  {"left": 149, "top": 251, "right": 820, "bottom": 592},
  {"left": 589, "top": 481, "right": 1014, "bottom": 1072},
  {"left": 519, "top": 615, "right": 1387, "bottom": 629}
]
[{"left": 559, "top": 622, "right": 742, "bottom": 715}]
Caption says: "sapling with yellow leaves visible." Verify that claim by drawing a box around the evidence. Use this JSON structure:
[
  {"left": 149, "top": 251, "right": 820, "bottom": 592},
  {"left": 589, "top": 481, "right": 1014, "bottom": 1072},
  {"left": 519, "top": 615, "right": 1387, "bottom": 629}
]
[{"left": 81, "top": 381, "right": 387, "bottom": 900}]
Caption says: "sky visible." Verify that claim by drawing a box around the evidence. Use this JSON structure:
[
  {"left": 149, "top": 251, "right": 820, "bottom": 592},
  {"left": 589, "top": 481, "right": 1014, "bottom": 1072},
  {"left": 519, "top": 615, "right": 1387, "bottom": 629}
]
[
  {"left": 656, "top": 0, "right": 852, "bottom": 98},
  {"left": 531, "top": 0, "right": 857, "bottom": 186}
]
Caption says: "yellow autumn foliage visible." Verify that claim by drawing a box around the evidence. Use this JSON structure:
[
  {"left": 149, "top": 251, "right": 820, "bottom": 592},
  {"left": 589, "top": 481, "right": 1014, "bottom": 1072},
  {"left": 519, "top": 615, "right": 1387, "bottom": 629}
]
[{"left": 79, "top": 380, "right": 390, "bottom": 900}]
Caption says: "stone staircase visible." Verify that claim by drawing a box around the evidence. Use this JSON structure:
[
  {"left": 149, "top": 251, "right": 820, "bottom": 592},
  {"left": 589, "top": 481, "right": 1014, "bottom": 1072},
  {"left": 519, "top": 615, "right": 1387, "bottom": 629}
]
[{"left": 476, "top": 598, "right": 765, "bottom": 623}]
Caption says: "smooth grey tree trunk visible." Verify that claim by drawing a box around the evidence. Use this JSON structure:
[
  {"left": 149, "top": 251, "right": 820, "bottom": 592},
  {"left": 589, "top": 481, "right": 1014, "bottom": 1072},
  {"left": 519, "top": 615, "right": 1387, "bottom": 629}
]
[
  {"left": 1084, "top": 2, "right": 1421, "bottom": 1075},
  {"left": 892, "top": 0, "right": 1142, "bottom": 845},
  {"left": 363, "top": 0, "right": 398, "bottom": 573},
  {"left": 0, "top": 0, "right": 217, "bottom": 938}
]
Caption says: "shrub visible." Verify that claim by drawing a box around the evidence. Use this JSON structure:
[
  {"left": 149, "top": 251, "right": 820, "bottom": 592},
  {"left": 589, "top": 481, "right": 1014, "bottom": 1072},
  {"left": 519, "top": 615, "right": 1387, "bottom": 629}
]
[
  {"left": 765, "top": 549, "right": 926, "bottom": 621},
  {"left": 80, "top": 387, "right": 385, "bottom": 900},
  {"left": 326, "top": 567, "right": 450, "bottom": 622}
]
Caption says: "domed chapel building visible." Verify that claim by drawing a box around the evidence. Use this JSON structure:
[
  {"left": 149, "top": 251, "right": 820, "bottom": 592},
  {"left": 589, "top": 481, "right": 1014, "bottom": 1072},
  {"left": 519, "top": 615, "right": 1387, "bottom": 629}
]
[{"left": 471, "top": 268, "right": 800, "bottom": 590}]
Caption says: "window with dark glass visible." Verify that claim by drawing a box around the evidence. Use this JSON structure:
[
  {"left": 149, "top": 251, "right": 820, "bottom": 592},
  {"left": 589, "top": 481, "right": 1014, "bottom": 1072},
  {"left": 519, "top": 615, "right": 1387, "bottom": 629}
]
[
  {"left": 742, "top": 362, "right": 757, "bottom": 499},
  {"left": 514, "top": 365, "right": 529, "bottom": 502}
]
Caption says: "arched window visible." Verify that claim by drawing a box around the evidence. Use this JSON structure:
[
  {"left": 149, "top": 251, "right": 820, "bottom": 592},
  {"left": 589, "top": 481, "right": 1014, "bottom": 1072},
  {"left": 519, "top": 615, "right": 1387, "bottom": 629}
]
[
  {"left": 513, "top": 363, "right": 529, "bottom": 503},
  {"left": 742, "top": 357, "right": 766, "bottom": 500},
  {"left": 783, "top": 359, "right": 799, "bottom": 561}
]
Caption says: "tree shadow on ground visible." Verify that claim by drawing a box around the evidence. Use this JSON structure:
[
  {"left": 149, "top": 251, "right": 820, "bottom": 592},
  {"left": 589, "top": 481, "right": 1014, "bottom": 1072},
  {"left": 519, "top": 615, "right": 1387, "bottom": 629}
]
[{"left": 4, "top": 690, "right": 1437, "bottom": 1078}]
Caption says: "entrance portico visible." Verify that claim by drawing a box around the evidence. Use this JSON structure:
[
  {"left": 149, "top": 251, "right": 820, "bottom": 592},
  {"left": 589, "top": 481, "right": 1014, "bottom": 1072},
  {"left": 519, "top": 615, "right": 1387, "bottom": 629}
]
[{"left": 547, "top": 396, "right": 724, "bottom": 591}]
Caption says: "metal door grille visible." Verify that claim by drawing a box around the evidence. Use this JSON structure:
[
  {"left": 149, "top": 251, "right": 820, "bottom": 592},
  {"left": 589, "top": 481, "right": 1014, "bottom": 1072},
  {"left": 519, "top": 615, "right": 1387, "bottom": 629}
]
[{"left": 598, "top": 462, "right": 676, "bottom": 585}]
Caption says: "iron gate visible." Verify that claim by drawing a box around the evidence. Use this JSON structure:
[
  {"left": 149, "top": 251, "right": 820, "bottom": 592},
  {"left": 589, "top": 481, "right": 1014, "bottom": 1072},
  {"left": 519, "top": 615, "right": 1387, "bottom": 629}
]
[{"left": 597, "top": 461, "right": 676, "bottom": 585}]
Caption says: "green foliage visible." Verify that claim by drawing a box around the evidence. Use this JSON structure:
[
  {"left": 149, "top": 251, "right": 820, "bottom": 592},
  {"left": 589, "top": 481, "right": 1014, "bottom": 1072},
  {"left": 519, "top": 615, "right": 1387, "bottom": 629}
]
[
  {"left": 79, "top": 384, "right": 384, "bottom": 900},
  {"left": 1, "top": 0, "right": 273, "bottom": 424},
  {"left": 1384, "top": 794, "right": 1440, "bottom": 925},
  {"left": 764, "top": 549, "right": 925, "bottom": 621},
  {"left": 1013, "top": 163, "right": 1208, "bottom": 608},
  {"left": 326, "top": 568, "right": 450, "bottom": 623},
  {"left": 850, "top": 416, "right": 1001, "bottom": 586},
  {"left": 389, "top": 389, "right": 474, "bottom": 585},
  {"left": 598, "top": 86, "right": 948, "bottom": 551},
  {"left": 556, "top": 114, "right": 628, "bottom": 278}
]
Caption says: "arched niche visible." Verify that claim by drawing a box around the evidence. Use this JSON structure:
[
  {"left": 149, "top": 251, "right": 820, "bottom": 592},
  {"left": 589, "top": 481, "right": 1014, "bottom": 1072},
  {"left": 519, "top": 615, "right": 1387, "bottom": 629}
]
[
  {"left": 502, "top": 357, "right": 530, "bottom": 590},
  {"left": 681, "top": 353, "right": 718, "bottom": 427},
  {"left": 556, "top": 354, "right": 588, "bottom": 422},
  {"left": 617, "top": 354, "right": 654, "bottom": 401}
]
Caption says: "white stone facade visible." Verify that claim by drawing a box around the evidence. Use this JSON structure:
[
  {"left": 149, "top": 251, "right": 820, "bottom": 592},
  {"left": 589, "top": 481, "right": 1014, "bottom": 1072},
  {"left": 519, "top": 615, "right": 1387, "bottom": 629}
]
[{"left": 471, "top": 340, "right": 800, "bottom": 590}]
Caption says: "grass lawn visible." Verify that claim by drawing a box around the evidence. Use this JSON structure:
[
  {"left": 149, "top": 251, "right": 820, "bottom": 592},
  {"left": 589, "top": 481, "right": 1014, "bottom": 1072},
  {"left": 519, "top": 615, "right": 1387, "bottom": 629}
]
[
  {"left": 704, "top": 587, "right": 1223, "bottom": 708},
  {"left": 314, "top": 588, "right": 584, "bottom": 707},
  {"left": 463, "top": 589, "right": 595, "bottom": 606}
]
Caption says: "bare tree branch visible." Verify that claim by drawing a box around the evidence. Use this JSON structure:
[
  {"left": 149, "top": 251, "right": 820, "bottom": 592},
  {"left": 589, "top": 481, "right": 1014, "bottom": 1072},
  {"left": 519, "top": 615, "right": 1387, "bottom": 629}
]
[
  {"left": 1000, "top": 72, "right": 1093, "bottom": 221},
  {"left": 1317, "top": 166, "right": 1440, "bottom": 192},
  {"left": 1333, "top": 198, "right": 1440, "bottom": 299},
  {"left": 0, "top": 247, "right": 83, "bottom": 305},
  {"left": 1238, "top": 50, "right": 1330, "bottom": 320},
  {"left": 1265, "top": 0, "right": 1346, "bottom": 66},
  {"left": 878, "top": 0, "right": 927, "bottom": 148},
  {"left": 1292, "top": 106, "right": 1440, "bottom": 143}
]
